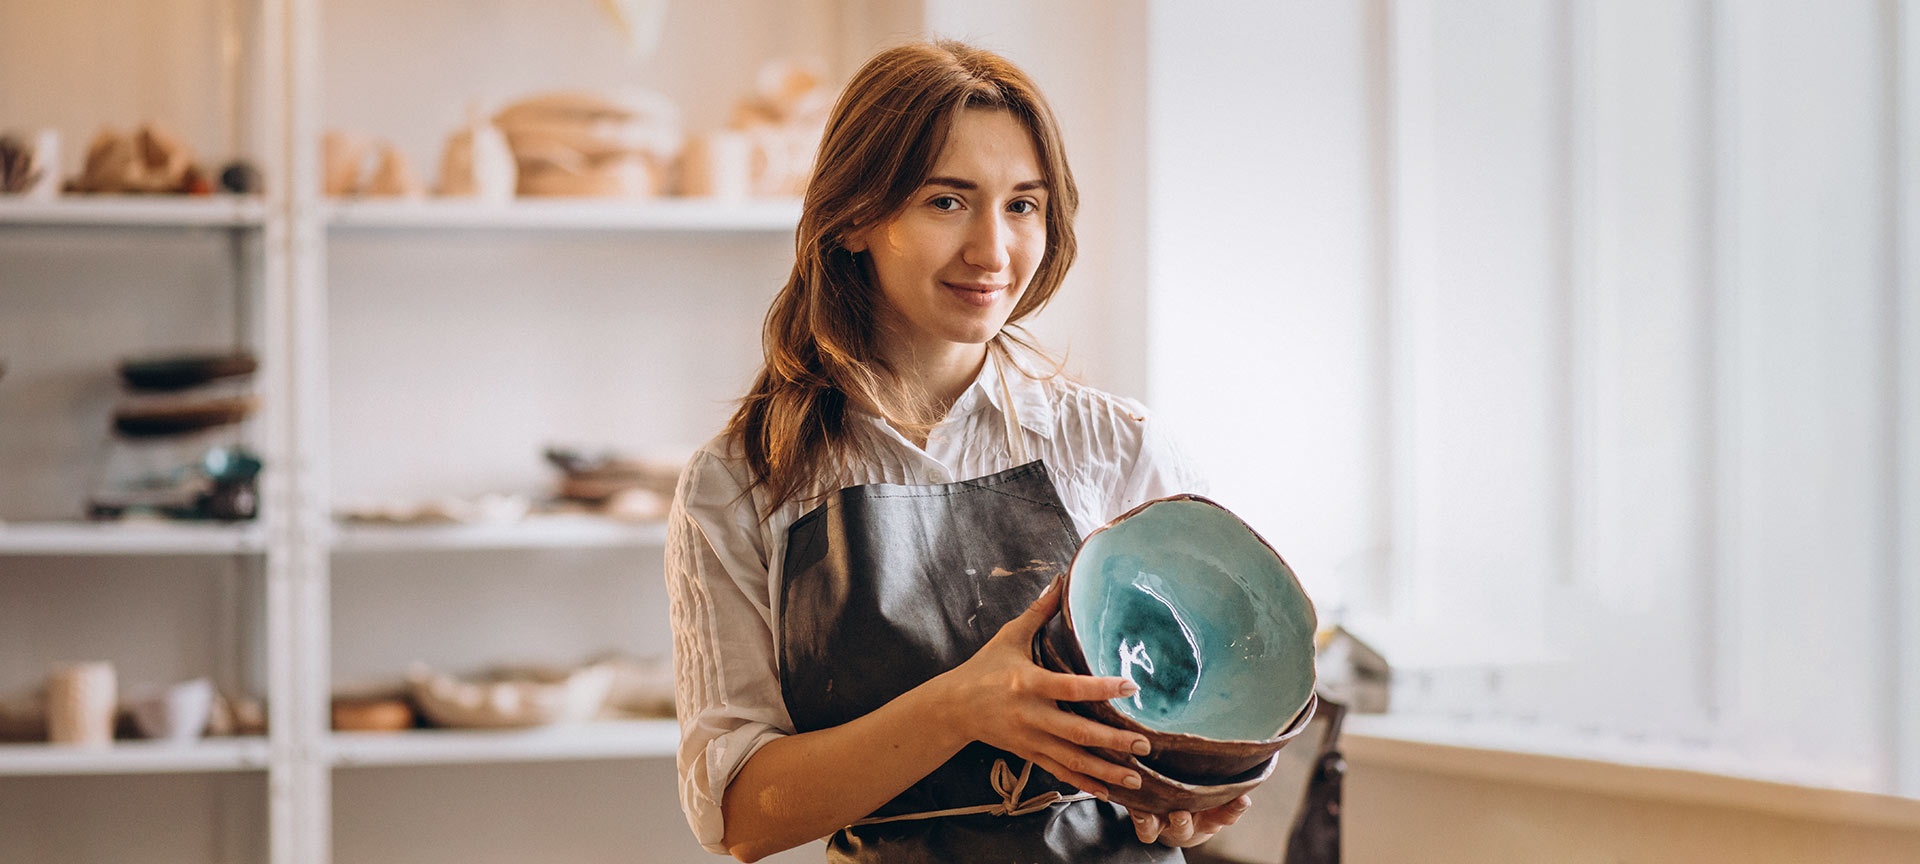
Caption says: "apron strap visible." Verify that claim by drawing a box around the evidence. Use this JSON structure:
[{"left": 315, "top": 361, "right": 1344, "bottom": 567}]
[
  {"left": 994, "top": 342, "right": 1030, "bottom": 465},
  {"left": 849, "top": 759, "right": 1096, "bottom": 827}
]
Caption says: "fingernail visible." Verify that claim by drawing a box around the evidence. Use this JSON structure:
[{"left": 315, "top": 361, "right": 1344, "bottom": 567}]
[
  {"left": 1118, "top": 680, "right": 1139, "bottom": 697},
  {"left": 1229, "top": 796, "right": 1253, "bottom": 813},
  {"left": 1132, "top": 812, "right": 1150, "bottom": 823},
  {"left": 1131, "top": 738, "right": 1151, "bottom": 756},
  {"left": 1171, "top": 812, "right": 1191, "bottom": 827},
  {"left": 1123, "top": 773, "right": 1142, "bottom": 789}
]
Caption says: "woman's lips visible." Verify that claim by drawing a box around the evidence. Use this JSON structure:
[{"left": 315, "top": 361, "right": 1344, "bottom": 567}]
[{"left": 943, "top": 281, "right": 1006, "bottom": 308}]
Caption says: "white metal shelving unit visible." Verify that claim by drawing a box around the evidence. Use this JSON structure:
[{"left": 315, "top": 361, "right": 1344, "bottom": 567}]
[
  {"left": 0, "top": 521, "right": 269, "bottom": 556},
  {"left": 0, "top": 737, "right": 273, "bottom": 777},
  {"left": 0, "top": 196, "right": 269, "bottom": 227},
  {"left": 4, "top": 1, "right": 832, "bottom": 861},
  {"left": 329, "top": 516, "right": 668, "bottom": 553},
  {"left": 325, "top": 719, "right": 678, "bottom": 768}
]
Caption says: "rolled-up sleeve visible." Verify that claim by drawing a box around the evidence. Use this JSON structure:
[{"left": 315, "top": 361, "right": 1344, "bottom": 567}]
[{"left": 666, "top": 446, "right": 793, "bottom": 854}]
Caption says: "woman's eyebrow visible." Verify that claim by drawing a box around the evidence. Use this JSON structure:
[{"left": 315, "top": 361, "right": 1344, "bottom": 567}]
[{"left": 923, "top": 176, "right": 1048, "bottom": 191}]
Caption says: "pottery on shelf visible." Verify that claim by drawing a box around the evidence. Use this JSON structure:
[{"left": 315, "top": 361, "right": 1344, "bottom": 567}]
[
  {"left": 1035, "top": 494, "right": 1319, "bottom": 813},
  {"left": 128, "top": 678, "right": 215, "bottom": 742},
  {"left": 408, "top": 662, "right": 614, "bottom": 729},
  {"left": 46, "top": 662, "right": 117, "bottom": 747},
  {"left": 118, "top": 351, "right": 258, "bottom": 392}
]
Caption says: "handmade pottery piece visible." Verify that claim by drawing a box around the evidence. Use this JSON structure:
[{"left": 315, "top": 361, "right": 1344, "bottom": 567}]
[
  {"left": 1036, "top": 494, "right": 1318, "bottom": 804},
  {"left": 128, "top": 678, "right": 215, "bottom": 742},
  {"left": 112, "top": 395, "right": 256, "bottom": 437},
  {"left": 408, "top": 662, "right": 613, "bottom": 729},
  {"left": 46, "top": 662, "right": 116, "bottom": 747},
  {"left": 119, "top": 351, "right": 258, "bottom": 391},
  {"left": 364, "top": 142, "right": 425, "bottom": 199}
]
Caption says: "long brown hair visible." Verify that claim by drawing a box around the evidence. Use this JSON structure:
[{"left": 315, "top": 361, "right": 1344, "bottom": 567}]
[{"left": 724, "top": 40, "right": 1079, "bottom": 513}]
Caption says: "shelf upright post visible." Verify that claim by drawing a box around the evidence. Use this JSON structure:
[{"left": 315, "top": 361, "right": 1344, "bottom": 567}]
[{"left": 274, "top": 0, "right": 332, "bottom": 862}]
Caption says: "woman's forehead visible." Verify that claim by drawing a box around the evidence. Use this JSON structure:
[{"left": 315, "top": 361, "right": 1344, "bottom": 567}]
[{"left": 927, "top": 108, "right": 1044, "bottom": 185}]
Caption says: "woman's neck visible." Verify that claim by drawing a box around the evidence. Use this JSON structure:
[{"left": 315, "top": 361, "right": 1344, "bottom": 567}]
[{"left": 882, "top": 338, "right": 990, "bottom": 446}]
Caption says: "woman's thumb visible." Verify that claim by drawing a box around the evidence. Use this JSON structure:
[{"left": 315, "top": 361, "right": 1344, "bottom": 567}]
[{"left": 1004, "top": 575, "right": 1064, "bottom": 639}]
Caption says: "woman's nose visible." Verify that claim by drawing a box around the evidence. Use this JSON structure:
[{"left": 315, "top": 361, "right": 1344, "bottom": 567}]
[{"left": 961, "top": 212, "right": 1012, "bottom": 272}]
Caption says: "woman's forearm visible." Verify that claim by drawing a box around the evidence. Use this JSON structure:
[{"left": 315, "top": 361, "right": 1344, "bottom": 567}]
[{"left": 719, "top": 678, "right": 966, "bottom": 862}]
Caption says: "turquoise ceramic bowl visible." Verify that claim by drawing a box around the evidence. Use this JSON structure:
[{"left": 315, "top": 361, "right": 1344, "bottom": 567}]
[{"left": 1038, "top": 494, "right": 1318, "bottom": 790}]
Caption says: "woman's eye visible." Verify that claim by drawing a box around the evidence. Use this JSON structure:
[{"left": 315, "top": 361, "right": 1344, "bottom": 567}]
[
  {"left": 930, "top": 195, "right": 962, "bottom": 211},
  {"left": 1008, "top": 199, "right": 1039, "bottom": 215}
]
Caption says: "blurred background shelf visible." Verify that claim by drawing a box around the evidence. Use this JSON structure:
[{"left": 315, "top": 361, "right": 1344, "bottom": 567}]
[
  {"left": 326, "top": 719, "right": 678, "bottom": 767},
  {"left": 0, "top": 521, "right": 268, "bottom": 556},
  {"left": 329, "top": 517, "right": 667, "bottom": 553},
  {"left": 0, "top": 736, "right": 271, "bottom": 776},
  {"left": 322, "top": 198, "right": 800, "bottom": 232},
  {"left": 0, "top": 196, "right": 268, "bottom": 227}
]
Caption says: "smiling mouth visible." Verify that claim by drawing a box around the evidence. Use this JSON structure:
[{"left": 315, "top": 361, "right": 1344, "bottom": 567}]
[{"left": 944, "top": 282, "right": 1007, "bottom": 307}]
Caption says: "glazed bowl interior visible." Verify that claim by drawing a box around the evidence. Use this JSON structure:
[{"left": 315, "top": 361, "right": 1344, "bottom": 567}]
[{"left": 1066, "top": 498, "right": 1315, "bottom": 742}]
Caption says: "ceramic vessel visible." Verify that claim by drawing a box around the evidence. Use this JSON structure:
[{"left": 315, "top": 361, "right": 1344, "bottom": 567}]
[
  {"left": 128, "top": 678, "right": 215, "bottom": 742},
  {"left": 1036, "top": 495, "right": 1318, "bottom": 793},
  {"left": 46, "top": 662, "right": 116, "bottom": 747},
  {"left": 408, "top": 662, "right": 613, "bottom": 729}
]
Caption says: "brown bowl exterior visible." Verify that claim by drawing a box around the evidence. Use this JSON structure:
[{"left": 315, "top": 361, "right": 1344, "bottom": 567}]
[{"left": 1103, "top": 748, "right": 1279, "bottom": 814}]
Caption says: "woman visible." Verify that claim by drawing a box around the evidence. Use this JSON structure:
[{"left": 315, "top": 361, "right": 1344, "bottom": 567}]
[{"left": 667, "top": 40, "right": 1253, "bottom": 862}]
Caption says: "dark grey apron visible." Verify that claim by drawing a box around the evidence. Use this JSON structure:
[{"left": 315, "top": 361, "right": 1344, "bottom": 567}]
[{"left": 780, "top": 460, "right": 1181, "bottom": 863}]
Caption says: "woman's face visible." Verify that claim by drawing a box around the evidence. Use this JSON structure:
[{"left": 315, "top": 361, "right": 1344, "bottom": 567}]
[{"left": 850, "top": 108, "right": 1048, "bottom": 358}]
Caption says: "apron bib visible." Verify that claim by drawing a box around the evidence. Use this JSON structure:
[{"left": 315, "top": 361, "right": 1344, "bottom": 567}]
[{"left": 777, "top": 360, "right": 1181, "bottom": 862}]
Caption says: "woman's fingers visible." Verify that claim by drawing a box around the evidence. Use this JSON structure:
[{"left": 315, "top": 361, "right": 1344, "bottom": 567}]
[
  {"left": 1132, "top": 796, "right": 1252, "bottom": 848},
  {"left": 996, "top": 577, "right": 1063, "bottom": 643},
  {"left": 1157, "top": 811, "right": 1197, "bottom": 846},
  {"left": 1029, "top": 752, "right": 1110, "bottom": 801},
  {"left": 1191, "top": 795, "right": 1252, "bottom": 833},
  {"left": 1131, "top": 810, "right": 1162, "bottom": 843},
  {"left": 1027, "top": 733, "right": 1141, "bottom": 791},
  {"left": 1033, "top": 667, "right": 1137, "bottom": 704},
  {"left": 1040, "top": 704, "right": 1151, "bottom": 757}
]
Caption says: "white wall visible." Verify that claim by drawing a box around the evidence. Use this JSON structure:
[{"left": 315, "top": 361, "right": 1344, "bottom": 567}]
[{"left": 1142, "top": 0, "right": 1915, "bottom": 797}]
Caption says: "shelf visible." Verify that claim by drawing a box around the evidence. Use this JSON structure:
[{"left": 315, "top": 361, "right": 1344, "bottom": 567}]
[
  {"left": 323, "top": 197, "right": 801, "bottom": 232},
  {"left": 327, "top": 719, "right": 678, "bottom": 767},
  {"left": 0, "top": 521, "right": 268, "bottom": 556},
  {"left": 0, "top": 737, "right": 271, "bottom": 776},
  {"left": 1344, "top": 715, "right": 1920, "bottom": 832},
  {"left": 330, "top": 516, "right": 667, "bottom": 553},
  {"left": 0, "top": 196, "right": 268, "bottom": 227}
]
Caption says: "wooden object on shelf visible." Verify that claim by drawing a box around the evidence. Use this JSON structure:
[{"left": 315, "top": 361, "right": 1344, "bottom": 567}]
[
  {"left": 0, "top": 690, "right": 46, "bottom": 742},
  {"left": 365, "top": 142, "right": 425, "bottom": 199},
  {"left": 492, "top": 90, "right": 679, "bottom": 198},
  {"left": 323, "top": 129, "right": 369, "bottom": 197},
  {"left": 331, "top": 696, "right": 416, "bottom": 733},
  {"left": 67, "top": 124, "right": 200, "bottom": 195},
  {"left": 45, "top": 662, "right": 115, "bottom": 747}
]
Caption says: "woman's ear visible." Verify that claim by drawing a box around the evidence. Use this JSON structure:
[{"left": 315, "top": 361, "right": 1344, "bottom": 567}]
[{"left": 842, "top": 228, "right": 870, "bottom": 254}]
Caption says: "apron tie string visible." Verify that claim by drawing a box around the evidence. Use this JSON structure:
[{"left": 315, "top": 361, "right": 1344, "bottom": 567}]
[{"left": 849, "top": 758, "right": 1096, "bottom": 827}]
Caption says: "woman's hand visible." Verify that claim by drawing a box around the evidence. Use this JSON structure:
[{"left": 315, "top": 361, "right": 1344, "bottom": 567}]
[
  {"left": 1129, "top": 796, "right": 1253, "bottom": 847},
  {"left": 930, "top": 580, "right": 1152, "bottom": 799}
]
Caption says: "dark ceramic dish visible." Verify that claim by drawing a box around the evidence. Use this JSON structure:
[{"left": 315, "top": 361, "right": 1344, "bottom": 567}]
[
  {"left": 1035, "top": 494, "right": 1319, "bottom": 806},
  {"left": 119, "top": 351, "right": 258, "bottom": 392}
]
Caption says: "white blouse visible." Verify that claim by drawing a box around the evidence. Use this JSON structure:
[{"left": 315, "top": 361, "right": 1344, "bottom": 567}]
[{"left": 665, "top": 349, "right": 1207, "bottom": 853}]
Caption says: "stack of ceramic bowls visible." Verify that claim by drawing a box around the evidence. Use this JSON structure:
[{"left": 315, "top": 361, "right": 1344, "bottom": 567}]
[{"left": 1036, "top": 495, "right": 1319, "bottom": 813}]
